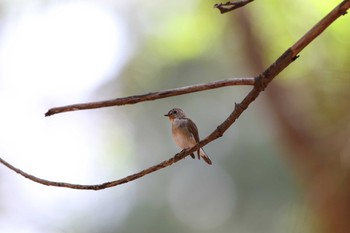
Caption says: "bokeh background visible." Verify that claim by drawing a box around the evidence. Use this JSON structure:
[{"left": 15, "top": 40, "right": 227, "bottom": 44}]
[{"left": 0, "top": 1, "right": 349, "bottom": 233}]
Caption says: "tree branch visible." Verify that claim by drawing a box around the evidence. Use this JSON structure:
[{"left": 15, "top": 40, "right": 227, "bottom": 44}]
[
  {"left": 0, "top": 0, "right": 349, "bottom": 190},
  {"left": 214, "top": 0, "right": 254, "bottom": 14},
  {"left": 45, "top": 77, "right": 254, "bottom": 117},
  {"left": 0, "top": 151, "right": 193, "bottom": 190}
]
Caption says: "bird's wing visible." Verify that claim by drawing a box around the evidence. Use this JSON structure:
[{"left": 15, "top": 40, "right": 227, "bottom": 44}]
[
  {"left": 186, "top": 118, "right": 200, "bottom": 143},
  {"left": 186, "top": 118, "right": 201, "bottom": 159}
]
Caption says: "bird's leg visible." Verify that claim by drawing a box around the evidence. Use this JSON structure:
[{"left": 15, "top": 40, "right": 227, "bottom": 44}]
[{"left": 179, "top": 148, "right": 195, "bottom": 159}]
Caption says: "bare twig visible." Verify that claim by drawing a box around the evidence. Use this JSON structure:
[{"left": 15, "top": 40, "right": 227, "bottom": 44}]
[
  {"left": 214, "top": 0, "right": 254, "bottom": 14},
  {"left": 0, "top": 151, "right": 192, "bottom": 190},
  {"left": 45, "top": 77, "right": 254, "bottom": 117},
  {"left": 0, "top": 0, "right": 349, "bottom": 190}
]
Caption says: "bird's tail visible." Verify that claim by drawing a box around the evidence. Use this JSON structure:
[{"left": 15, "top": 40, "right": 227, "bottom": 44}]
[{"left": 198, "top": 148, "right": 212, "bottom": 165}]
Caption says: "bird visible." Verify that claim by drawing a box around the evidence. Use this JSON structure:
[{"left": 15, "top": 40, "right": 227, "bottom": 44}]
[{"left": 164, "top": 108, "right": 212, "bottom": 165}]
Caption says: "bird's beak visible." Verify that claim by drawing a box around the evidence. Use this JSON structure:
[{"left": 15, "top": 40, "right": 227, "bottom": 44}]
[{"left": 164, "top": 114, "right": 169, "bottom": 117}]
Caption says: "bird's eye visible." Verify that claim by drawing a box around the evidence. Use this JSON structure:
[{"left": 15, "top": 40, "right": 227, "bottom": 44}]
[{"left": 173, "top": 110, "right": 177, "bottom": 114}]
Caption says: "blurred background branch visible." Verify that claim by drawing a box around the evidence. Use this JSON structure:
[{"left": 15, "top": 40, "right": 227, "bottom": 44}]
[
  {"left": 214, "top": 0, "right": 254, "bottom": 14},
  {"left": 234, "top": 1, "right": 350, "bottom": 233}
]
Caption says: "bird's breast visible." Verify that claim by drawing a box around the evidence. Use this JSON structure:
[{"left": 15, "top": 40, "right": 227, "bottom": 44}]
[{"left": 171, "top": 119, "right": 196, "bottom": 149}]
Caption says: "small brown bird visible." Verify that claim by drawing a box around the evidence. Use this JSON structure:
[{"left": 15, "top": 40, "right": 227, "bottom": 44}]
[{"left": 164, "top": 108, "right": 212, "bottom": 165}]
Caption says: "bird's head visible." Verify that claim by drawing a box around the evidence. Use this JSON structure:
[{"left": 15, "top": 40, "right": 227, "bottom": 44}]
[{"left": 164, "top": 108, "right": 186, "bottom": 121}]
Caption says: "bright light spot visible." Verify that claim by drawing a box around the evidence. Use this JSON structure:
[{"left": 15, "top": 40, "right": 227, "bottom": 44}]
[
  {"left": 0, "top": 2, "right": 127, "bottom": 99},
  {"left": 0, "top": 2, "right": 134, "bottom": 233}
]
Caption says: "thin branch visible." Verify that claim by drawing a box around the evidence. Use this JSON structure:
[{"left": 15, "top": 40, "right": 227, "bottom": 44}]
[
  {"left": 0, "top": 152, "right": 192, "bottom": 190},
  {"left": 214, "top": 0, "right": 254, "bottom": 14},
  {"left": 45, "top": 77, "right": 254, "bottom": 117},
  {"left": 0, "top": 0, "right": 349, "bottom": 190}
]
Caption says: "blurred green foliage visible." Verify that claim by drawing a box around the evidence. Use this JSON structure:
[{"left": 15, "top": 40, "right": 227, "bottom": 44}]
[
  {"left": 96, "top": 1, "right": 350, "bottom": 233},
  {"left": 4, "top": 0, "right": 341, "bottom": 232},
  {"left": 0, "top": 0, "right": 348, "bottom": 232}
]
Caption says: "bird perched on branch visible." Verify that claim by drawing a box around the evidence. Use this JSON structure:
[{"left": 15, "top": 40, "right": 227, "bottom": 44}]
[{"left": 164, "top": 108, "right": 212, "bottom": 165}]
